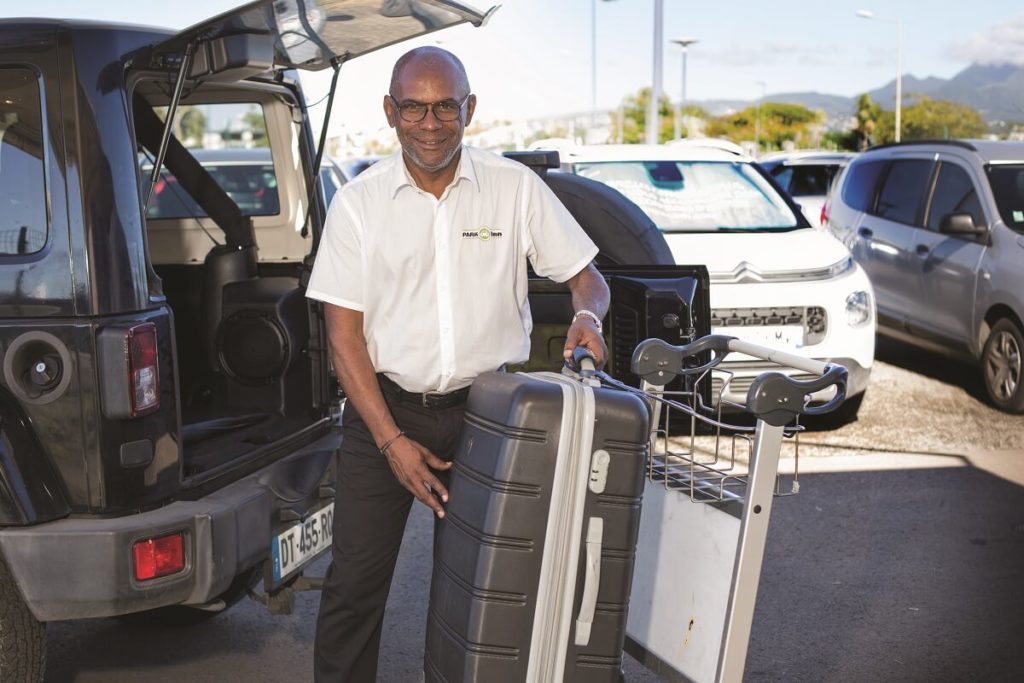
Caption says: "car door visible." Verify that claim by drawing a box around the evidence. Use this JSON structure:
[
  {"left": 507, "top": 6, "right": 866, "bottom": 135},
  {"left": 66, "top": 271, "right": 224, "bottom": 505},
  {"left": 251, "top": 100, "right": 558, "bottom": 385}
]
[
  {"left": 907, "top": 158, "right": 986, "bottom": 353},
  {"left": 853, "top": 157, "right": 934, "bottom": 328}
]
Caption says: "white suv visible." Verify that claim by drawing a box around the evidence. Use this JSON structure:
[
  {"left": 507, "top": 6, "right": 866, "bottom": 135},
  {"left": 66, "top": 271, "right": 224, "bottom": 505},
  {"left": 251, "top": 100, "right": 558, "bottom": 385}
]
[{"left": 551, "top": 144, "right": 876, "bottom": 416}]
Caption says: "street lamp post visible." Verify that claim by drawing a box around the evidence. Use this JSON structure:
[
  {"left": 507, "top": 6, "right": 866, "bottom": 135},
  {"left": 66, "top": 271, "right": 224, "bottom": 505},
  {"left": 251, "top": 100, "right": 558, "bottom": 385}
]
[
  {"left": 856, "top": 9, "right": 902, "bottom": 142},
  {"left": 671, "top": 37, "right": 698, "bottom": 140},
  {"left": 592, "top": 0, "right": 620, "bottom": 133},
  {"left": 647, "top": 0, "right": 664, "bottom": 145}
]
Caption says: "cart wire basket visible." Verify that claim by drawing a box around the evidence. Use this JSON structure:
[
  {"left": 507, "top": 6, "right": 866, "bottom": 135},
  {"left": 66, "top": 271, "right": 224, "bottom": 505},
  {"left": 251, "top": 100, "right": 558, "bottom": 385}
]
[{"left": 591, "top": 334, "right": 849, "bottom": 506}]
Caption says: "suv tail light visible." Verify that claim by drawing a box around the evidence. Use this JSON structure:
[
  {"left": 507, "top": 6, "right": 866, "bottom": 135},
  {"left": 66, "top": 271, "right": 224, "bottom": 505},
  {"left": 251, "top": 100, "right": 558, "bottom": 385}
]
[
  {"left": 128, "top": 323, "right": 159, "bottom": 416},
  {"left": 820, "top": 201, "right": 830, "bottom": 227},
  {"left": 133, "top": 532, "right": 185, "bottom": 581},
  {"left": 97, "top": 321, "right": 161, "bottom": 419}
]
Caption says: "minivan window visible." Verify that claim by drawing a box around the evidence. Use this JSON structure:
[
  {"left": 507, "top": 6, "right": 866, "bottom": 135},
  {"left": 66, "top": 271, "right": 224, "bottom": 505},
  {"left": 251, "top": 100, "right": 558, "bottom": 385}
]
[
  {"left": 927, "top": 162, "right": 984, "bottom": 233},
  {"left": 0, "top": 67, "right": 47, "bottom": 254},
  {"left": 789, "top": 165, "right": 831, "bottom": 196},
  {"left": 874, "top": 159, "right": 933, "bottom": 226},
  {"left": 841, "top": 160, "right": 886, "bottom": 212},
  {"left": 987, "top": 164, "right": 1024, "bottom": 234}
]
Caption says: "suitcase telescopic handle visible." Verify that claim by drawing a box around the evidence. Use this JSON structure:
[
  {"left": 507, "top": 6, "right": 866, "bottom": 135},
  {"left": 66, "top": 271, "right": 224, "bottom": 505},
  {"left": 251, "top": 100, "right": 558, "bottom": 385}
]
[
  {"left": 631, "top": 335, "right": 849, "bottom": 424},
  {"left": 566, "top": 346, "right": 598, "bottom": 376}
]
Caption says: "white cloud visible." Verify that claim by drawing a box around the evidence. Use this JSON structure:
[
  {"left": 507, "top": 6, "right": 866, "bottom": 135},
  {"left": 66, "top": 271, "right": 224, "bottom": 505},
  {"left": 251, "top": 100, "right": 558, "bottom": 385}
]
[{"left": 950, "top": 14, "right": 1024, "bottom": 65}]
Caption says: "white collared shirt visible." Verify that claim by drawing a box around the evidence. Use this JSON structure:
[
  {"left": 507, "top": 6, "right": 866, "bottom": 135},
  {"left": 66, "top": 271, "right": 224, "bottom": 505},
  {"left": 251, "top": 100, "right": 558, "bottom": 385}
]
[{"left": 307, "top": 146, "right": 598, "bottom": 393}]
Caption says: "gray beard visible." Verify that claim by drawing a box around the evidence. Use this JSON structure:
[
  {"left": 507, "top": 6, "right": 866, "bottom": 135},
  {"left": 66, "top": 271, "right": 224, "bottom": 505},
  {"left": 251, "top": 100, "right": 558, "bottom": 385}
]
[{"left": 403, "top": 143, "right": 461, "bottom": 174}]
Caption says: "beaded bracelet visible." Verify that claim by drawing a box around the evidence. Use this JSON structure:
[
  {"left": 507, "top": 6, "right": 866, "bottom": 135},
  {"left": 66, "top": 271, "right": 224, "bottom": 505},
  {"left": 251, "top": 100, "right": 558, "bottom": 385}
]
[{"left": 378, "top": 430, "right": 406, "bottom": 456}]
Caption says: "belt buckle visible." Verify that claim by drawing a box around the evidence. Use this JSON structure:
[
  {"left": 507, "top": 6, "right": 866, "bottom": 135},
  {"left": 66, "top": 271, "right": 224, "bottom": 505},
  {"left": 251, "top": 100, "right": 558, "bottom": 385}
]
[{"left": 422, "top": 391, "right": 443, "bottom": 408}]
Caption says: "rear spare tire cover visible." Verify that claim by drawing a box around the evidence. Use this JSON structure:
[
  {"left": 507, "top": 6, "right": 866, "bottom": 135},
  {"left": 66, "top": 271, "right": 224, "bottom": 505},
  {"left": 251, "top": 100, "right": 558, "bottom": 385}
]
[{"left": 543, "top": 172, "right": 674, "bottom": 266}]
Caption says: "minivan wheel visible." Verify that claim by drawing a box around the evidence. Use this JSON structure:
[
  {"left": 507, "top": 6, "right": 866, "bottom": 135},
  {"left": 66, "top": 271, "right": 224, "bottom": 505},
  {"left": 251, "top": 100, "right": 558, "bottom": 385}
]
[
  {"left": 0, "top": 556, "right": 45, "bottom": 681},
  {"left": 982, "top": 318, "right": 1024, "bottom": 414}
]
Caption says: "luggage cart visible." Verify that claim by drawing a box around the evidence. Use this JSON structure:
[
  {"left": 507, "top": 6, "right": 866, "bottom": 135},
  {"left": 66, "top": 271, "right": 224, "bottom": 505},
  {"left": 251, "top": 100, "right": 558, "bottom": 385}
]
[{"left": 595, "top": 335, "right": 848, "bottom": 683}]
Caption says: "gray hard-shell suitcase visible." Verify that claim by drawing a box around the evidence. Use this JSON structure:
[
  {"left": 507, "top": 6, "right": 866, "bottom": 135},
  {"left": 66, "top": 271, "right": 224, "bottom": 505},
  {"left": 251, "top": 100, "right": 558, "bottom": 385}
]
[{"left": 424, "top": 367, "right": 651, "bottom": 683}]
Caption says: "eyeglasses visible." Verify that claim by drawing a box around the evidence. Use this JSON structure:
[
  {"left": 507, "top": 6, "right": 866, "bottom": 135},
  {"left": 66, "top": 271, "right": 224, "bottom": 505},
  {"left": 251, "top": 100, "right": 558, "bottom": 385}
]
[{"left": 390, "top": 94, "right": 470, "bottom": 123}]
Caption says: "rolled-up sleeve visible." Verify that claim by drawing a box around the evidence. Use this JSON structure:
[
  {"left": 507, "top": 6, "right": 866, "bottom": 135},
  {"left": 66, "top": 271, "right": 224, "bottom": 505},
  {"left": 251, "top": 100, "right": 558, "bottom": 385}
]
[
  {"left": 306, "top": 193, "right": 364, "bottom": 311},
  {"left": 522, "top": 173, "right": 598, "bottom": 283}
]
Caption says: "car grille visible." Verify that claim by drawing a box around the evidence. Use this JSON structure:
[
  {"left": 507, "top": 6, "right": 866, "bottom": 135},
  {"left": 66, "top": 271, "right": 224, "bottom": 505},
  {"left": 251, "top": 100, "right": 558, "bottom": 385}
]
[
  {"left": 711, "top": 370, "right": 817, "bottom": 402},
  {"left": 710, "top": 306, "right": 827, "bottom": 346}
]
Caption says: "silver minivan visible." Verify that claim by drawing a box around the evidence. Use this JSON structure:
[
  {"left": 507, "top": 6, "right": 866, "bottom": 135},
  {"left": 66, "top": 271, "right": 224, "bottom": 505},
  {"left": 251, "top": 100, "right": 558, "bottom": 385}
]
[{"left": 825, "top": 140, "right": 1024, "bottom": 413}]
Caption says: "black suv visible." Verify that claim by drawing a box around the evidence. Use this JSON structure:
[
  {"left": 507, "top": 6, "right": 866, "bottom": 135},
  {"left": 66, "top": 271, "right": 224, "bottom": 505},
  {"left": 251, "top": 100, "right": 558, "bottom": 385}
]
[{"left": 0, "top": 2, "right": 709, "bottom": 678}]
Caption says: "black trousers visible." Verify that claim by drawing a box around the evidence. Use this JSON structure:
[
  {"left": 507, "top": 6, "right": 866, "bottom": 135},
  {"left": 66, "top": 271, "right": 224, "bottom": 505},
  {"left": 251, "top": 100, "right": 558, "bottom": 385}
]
[{"left": 313, "top": 385, "right": 465, "bottom": 682}]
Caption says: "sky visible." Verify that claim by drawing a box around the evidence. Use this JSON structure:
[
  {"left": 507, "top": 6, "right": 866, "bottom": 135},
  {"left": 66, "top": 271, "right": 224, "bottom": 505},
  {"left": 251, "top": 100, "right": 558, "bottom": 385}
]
[{"left": 11, "top": 0, "right": 1024, "bottom": 139}]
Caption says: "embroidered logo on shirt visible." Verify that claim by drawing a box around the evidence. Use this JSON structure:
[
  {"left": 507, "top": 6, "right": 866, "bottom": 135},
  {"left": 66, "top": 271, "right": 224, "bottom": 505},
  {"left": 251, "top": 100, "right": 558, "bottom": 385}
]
[{"left": 462, "top": 226, "right": 503, "bottom": 241}]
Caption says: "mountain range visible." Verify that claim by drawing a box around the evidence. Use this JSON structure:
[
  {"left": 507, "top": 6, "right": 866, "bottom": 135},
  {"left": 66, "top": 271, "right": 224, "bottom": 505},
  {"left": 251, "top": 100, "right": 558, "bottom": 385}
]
[{"left": 696, "top": 62, "right": 1024, "bottom": 126}]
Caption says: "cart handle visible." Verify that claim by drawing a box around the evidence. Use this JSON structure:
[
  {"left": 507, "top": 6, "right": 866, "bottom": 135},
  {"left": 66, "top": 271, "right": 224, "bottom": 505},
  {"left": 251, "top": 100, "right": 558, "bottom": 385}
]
[
  {"left": 746, "top": 365, "right": 848, "bottom": 426},
  {"left": 632, "top": 335, "right": 833, "bottom": 381},
  {"left": 631, "top": 335, "right": 848, "bottom": 424}
]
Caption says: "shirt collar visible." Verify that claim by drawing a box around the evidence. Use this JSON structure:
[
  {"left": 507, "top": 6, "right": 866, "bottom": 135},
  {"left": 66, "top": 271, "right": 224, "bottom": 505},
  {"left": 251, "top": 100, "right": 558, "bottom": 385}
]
[{"left": 389, "top": 146, "right": 479, "bottom": 198}]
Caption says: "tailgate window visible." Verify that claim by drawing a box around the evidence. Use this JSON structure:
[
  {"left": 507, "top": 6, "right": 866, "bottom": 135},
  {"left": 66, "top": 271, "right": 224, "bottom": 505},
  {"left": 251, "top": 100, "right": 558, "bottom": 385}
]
[
  {"left": 0, "top": 67, "right": 47, "bottom": 254},
  {"left": 141, "top": 103, "right": 279, "bottom": 219}
]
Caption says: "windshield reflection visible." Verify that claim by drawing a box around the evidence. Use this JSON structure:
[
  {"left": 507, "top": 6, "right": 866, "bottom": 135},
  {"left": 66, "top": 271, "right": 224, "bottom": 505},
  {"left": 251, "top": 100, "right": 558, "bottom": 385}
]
[{"left": 573, "top": 160, "right": 800, "bottom": 233}]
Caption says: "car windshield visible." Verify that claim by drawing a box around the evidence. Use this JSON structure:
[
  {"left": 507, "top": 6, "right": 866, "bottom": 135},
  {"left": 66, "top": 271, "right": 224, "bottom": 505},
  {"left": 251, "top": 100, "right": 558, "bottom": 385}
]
[
  {"left": 987, "top": 164, "right": 1024, "bottom": 234},
  {"left": 572, "top": 160, "right": 799, "bottom": 232}
]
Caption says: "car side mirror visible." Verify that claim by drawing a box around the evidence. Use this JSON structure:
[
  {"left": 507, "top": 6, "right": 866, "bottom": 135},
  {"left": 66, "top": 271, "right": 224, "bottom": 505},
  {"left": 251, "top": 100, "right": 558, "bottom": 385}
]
[{"left": 939, "top": 212, "right": 985, "bottom": 237}]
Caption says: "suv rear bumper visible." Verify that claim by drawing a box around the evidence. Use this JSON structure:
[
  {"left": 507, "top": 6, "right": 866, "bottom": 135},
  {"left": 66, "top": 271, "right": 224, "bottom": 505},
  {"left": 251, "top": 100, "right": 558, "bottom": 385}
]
[{"left": 0, "top": 430, "right": 339, "bottom": 622}]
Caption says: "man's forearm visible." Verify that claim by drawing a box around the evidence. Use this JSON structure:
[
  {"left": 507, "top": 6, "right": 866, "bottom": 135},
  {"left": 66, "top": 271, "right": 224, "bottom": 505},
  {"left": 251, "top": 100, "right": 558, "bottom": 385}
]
[
  {"left": 567, "top": 262, "right": 610, "bottom": 318},
  {"left": 324, "top": 305, "right": 400, "bottom": 449}
]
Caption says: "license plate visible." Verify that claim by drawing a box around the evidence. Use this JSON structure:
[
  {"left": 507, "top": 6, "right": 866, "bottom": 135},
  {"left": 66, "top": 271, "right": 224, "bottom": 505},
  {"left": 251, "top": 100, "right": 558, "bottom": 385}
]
[
  {"left": 270, "top": 503, "right": 334, "bottom": 583},
  {"left": 714, "top": 324, "right": 804, "bottom": 351}
]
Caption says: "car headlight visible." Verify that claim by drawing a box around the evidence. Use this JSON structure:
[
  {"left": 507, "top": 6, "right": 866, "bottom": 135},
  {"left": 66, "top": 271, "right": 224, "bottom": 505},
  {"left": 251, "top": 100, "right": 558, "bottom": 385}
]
[
  {"left": 845, "top": 290, "right": 872, "bottom": 327},
  {"left": 827, "top": 257, "right": 854, "bottom": 278}
]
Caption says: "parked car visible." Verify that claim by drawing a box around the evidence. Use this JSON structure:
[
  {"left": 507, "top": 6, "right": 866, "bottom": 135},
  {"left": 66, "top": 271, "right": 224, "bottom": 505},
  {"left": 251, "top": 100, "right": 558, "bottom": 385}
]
[
  {"left": 759, "top": 151, "right": 856, "bottom": 228},
  {"left": 320, "top": 156, "right": 347, "bottom": 207},
  {"left": 550, "top": 144, "right": 876, "bottom": 413},
  {"left": 826, "top": 139, "right": 1024, "bottom": 413},
  {"left": 338, "top": 155, "right": 383, "bottom": 181}
]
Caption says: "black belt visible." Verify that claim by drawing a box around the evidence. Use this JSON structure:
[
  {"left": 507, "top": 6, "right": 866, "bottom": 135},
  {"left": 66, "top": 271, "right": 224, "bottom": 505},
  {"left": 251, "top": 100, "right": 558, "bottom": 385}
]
[{"left": 378, "top": 374, "right": 470, "bottom": 409}]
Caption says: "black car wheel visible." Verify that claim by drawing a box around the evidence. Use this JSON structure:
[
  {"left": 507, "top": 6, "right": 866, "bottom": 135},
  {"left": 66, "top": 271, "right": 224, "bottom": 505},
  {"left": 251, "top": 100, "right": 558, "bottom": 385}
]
[
  {"left": 0, "top": 556, "right": 45, "bottom": 681},
  {"left": 982, "top": 318, "right": 1024, "bottom": 413}
]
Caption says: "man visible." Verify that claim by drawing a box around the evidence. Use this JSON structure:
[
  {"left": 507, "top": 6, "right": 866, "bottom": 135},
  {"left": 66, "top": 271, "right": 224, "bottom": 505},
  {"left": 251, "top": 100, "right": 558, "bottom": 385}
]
[{"left": 306, "top": 46, "right": 609, "bottom": 682}]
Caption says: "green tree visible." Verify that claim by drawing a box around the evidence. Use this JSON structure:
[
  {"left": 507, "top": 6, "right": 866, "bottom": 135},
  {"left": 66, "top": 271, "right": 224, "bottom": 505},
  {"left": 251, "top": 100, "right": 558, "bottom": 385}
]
[
  {"left": 823, "top": 129, "right": 860, "bottom": 151},
  {"left": 611, "top": 87, "right": 675, "bottom": 144},
  {"left": 874, "top": 95, "right": 987, "bottom": 143},
  {"left": 705, "top": 102, "right": 823, "bottom": 151},
  {"left": 854, "top": 93, "right": 881, "bottom": 150},
  {"left": 177, "top": 107, "right": 206, "bottom": 148},
  {"left": 241, "top": 110, "right": 269, "bottom": 147}
]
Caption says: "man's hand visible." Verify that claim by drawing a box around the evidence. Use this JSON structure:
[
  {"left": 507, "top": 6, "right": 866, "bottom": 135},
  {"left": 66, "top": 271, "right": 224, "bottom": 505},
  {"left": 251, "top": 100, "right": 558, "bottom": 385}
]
[
  {"left": 563, "top": 317, "right": 607, "bottom": 369},
  {"left": 382, "top": 436, "right": 452, "bottom": 518},
  {"left": 563, "top": 263, "right": 610, "bottom": 369}
]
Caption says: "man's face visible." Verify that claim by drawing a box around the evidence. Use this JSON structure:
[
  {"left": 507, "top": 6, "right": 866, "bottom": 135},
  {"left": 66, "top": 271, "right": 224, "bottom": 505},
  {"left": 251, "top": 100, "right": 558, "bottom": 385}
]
[{"left": 384, "top": 59, "right": 476, "bottom": 174}]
